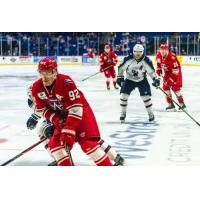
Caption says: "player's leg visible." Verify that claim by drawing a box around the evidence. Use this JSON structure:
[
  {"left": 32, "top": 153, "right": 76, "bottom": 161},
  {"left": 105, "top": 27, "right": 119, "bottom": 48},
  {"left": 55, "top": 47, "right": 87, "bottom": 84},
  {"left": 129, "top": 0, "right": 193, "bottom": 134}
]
[
  {"left": 104, "top": 70, "right": 111, "bottom": 90},
  {"left": 163, "top": 84, "right": 176, "bottom": 111},
  {"left": 172, "top": 86, "right": 186, "bottom": 110},
  {"left": 98, "top": 139, "right": 126, "bottom": 166},
  {"left": 48, "top": 131, "right": 72, "bottom": 166},
  {"left": 37, "top": 120, "right": 57, "bottom": 165},
  {"left": 80, "top": 138, "right": 113, "bottom": 166},
  {"left": 77, "top": 105, "right": 117, "bottom": 166},
  {"left": 137, "top": 78, "right": 154, "bottom": 122},
  {"left": 110, "top": 68, "right": 118, "bottom": 89},
  {"left": 120, "top": 79, "right": 135, "bottom": 122}
]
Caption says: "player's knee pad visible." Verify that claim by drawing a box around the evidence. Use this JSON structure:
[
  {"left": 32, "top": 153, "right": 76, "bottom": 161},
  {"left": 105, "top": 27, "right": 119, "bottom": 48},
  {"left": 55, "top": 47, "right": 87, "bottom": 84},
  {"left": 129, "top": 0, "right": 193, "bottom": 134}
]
[
  {"left": 80, "top": 140, "right": 108, "bottom": 165},
  {"left": 163, "top": 84, "right": 170, "bottom": 91},
  {"left": 164, "top": 90, "right": 172, "bottom": 96},
  {"left": 174, "top": 90, "right": 182, "bottom": 97},
  {"left": 48, "top": 135, "right": 70, "bottom": 165},
  {"left": 141, "top": 95, "right": 153, "bottom": 111},
  {"left": 48, "top": 134, "right": 61, "bottom": 150},
  {"left": 141, "top": 95, "right": 151, "bottom": 101},
  {"left": 121, "top": 93, "right": 129, "bottom": 100},
  {"left": 106, "top": 77, "right": 111, "bottom": 82},
  {"left": 105, "top": 71, "right": 111, "bottom": 78},
  {"left": 111, "top": 72, "right": 116, "bottom": 79},
  {"left": 112, "top": 77, "right": 117, "bottom": 82}
]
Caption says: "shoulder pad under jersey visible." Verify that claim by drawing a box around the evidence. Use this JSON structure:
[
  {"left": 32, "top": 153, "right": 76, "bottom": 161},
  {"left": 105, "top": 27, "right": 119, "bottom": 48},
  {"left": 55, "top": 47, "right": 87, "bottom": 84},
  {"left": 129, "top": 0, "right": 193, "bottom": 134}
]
[
  {"left": 144, "top": 56, "right": 155, "bottom": 70},
  {"left": 122, "top": 54, "right": 133, "bottom": 65}
]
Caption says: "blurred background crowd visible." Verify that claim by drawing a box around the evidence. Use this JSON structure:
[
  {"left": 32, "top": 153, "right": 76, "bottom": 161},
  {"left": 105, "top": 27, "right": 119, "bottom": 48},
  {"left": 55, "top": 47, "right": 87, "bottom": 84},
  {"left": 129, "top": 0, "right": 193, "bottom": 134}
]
[{"left": 0, "top": 32, "right": 200, "bottom": 57}]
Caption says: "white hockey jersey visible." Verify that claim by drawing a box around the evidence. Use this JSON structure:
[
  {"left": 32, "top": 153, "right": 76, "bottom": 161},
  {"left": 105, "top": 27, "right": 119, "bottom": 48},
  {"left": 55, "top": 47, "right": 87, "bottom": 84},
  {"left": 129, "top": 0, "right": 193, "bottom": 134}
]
[
  {"left": 26, "top": 84, "right": 41, "bottom": 117},
  {"left": 118, "top": 54, "right": 156, "bottom": 82}
]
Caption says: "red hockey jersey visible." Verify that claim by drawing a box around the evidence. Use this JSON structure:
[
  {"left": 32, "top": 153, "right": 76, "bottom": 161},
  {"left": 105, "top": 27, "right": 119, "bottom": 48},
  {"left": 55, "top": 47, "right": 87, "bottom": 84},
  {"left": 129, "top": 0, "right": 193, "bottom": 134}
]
[
  {"left": 99, "top": 50, "right": 118, "bottom": 70},
  {"left": 32, "top": 74, "right": 87, "bottom": 122},
  {"left": 156, "top": 52, "right": 182, "bottom": 87}
]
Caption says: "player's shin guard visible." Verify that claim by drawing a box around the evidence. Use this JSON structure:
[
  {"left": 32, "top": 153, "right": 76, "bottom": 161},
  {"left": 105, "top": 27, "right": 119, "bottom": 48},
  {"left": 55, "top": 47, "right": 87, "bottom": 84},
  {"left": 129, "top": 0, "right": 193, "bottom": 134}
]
[
  {"left": 141, "top": 95, "right": 153, "bottom": 113},
  {"left": 37, "top": 122, "right": 53, "bottom": 159},
  {"left": 141, "top": 96, "right": 154, "bottom": 122},
  {"left": 98, "top": 139, "right": 117, "bottom": 160},
  {"left": 165, "top": 90, "right": 172, "bottom": 104},
  {"left": 81, "top": 140, "right": 113, "bottom": 166},
  {"left": 174, "top": 90, "right": 184, "bottom": 104},
  {"left": 112, "top": 78, "right": 118, "bottom": 89},
  {"left": 106, "top": 78, "right": 111, "bottom": 89},
  {"left": 120, "top": 93, "right": 129, "bottom": 114},
  {"left": 50, "top": 146, "right": 72, "bottom": 166}
]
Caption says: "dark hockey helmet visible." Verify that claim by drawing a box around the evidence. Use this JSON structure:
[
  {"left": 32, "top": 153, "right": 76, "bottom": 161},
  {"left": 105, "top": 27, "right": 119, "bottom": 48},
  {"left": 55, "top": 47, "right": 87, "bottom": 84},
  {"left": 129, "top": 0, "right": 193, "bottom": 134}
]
[{"left": 38, "top": 57, "right": 58, "bottom": 72}]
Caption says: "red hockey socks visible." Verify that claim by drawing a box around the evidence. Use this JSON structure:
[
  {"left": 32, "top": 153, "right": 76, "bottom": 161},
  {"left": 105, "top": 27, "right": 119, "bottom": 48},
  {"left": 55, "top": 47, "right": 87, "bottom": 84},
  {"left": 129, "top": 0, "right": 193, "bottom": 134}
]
[{"left": 80, "top": 140, "right": 113, "bottom": 166}]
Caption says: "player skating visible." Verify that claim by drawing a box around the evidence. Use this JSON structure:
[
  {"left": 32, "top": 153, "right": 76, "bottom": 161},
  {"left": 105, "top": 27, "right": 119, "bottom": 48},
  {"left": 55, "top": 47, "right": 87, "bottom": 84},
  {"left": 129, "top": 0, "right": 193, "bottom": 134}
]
[
  {"left": 156, "top": 44, "right": 186, "bottom": 111},
  {"left": 30, "top": 57, "right": 125, "bottom": 166},
  {"left": 117, "top": 44, "right": 160, "bottom": 123},
  {"left": 99, "top": 44, "right": 119, "bottom": 90}
]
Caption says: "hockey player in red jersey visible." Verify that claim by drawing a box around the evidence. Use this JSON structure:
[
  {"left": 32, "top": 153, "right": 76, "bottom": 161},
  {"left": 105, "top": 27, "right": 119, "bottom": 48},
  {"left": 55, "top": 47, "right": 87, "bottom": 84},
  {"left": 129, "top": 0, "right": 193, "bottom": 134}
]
[
  {"left": 31, "top": 57, "right": 125, "bottom": 166},
  {"left": 156, "top": 44, "right": 186, "bottom": 111},
  {"left": 99, "top": 44, "right": 119, "bottom": 90}
]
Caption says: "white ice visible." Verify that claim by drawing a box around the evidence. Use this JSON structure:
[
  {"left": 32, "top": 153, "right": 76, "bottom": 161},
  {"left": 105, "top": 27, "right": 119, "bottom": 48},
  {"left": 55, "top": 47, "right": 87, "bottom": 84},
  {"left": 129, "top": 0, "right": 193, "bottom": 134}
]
[{"left": 0, "top": 65, "right": 200, "bottom": 166}]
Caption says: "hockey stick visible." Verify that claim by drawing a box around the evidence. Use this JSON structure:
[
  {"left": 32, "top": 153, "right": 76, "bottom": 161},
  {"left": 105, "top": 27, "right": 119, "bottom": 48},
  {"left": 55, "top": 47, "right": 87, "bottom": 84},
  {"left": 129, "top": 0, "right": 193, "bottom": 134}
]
[
  {"left": 158, "top": 86, "right": 200, "bottom": 126},
  {"left": 81, "top": 65, "right": 115, "bottom": 82},
  {"left": 0, "top": 137, "right": 47, "bottom": 166},
  {"left": 65, "top": 143, "right": 75, "bottom": 166}
]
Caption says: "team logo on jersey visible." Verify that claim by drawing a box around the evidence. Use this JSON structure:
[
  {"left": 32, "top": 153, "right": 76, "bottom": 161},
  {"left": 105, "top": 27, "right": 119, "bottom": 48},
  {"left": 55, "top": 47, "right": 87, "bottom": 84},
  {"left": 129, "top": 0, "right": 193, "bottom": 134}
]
[
  {"left": 56, "top": 94, "right": 63, "bottom": 101},
  {"left": 50, "top": 102, "right": 63, "bottom": 110},
  {"left": 38, "top": 92, "right": 47, "bottom": 100},
  {"left": 107, "top": 58, "right": 112, "bottom": 64},
  {"left": 64, "top": 79, "right": 72, "bottom": 86}
]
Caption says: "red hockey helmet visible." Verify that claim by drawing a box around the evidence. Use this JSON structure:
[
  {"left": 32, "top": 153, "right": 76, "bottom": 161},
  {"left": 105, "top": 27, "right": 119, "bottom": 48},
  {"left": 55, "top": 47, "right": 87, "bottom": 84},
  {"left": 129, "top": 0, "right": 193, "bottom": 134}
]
[
  {"left": 38, "top": 57, "right": 58, "bottom": 72},
  {"left": 159, "top": 43, "right": 169, "bottom": 50},
  {"left": 104, "top": 44, "right": 110, "bottom": 49}
]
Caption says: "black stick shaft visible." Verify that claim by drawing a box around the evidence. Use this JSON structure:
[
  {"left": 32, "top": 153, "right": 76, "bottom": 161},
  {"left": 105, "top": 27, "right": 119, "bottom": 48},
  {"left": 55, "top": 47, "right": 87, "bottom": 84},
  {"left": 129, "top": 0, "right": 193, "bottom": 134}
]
[
  {"left": 81, "top": 65, "right": 114, "bottom": 82},
  {"left": 158, "top": 87, "right": 200, "bottom": 126},
  {"left": 1, "top": 137, "right": 47, "bottom": 166},
  {"left": 65, "top": 144, "right": 75, "bottom": 166}
]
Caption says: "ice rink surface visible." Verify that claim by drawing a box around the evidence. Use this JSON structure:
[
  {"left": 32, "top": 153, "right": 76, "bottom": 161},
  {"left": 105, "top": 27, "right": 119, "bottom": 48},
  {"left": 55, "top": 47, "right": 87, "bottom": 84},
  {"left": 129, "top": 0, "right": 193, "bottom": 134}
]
[{"left": 0, "top": 65, "right": 200, "bottom": 166}]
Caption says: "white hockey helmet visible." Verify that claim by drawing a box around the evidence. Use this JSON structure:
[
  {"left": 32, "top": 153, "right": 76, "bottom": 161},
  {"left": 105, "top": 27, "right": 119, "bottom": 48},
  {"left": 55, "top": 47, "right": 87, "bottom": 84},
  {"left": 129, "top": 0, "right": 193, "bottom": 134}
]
[{"left": 133, "top": 44, "right": 144, "bottom": 53}]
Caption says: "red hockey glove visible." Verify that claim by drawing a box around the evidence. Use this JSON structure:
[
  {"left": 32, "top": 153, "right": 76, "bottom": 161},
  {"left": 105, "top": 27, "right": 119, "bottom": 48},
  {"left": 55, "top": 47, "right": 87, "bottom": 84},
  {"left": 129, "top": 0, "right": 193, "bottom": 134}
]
[
  {"left": 156, "top": 68, "right": 162, "bottom": 77},
  {"left": 52, "top": 115, "right": 65, "bottom": 132},
  {"left": 60, "top": 125, "right": 76, "bottom": 148}
]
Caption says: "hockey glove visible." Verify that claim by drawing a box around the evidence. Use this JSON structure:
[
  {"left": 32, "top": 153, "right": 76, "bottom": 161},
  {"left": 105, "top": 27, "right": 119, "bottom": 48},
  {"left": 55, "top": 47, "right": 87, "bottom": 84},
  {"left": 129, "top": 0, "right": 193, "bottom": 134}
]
[
  {"left": 117, "top": 76, "right": 124, "bottom": 87},
  {"left": 52, "top": 115, "right": 65, "bottom": 132},
  {"left": 152, "top": 77, "right": 160, "bottom": 88},
  {"left": 26, "top": 113, "right": 41, "bottom": 130},
  {"left": 43, "top": 123, "right": 55, "bottom": 139},
  {"left": 60, "top": 125, "right": 76, "bottom": 148}
]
